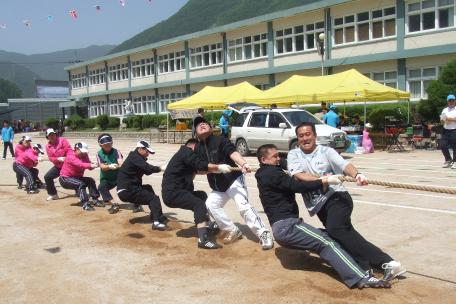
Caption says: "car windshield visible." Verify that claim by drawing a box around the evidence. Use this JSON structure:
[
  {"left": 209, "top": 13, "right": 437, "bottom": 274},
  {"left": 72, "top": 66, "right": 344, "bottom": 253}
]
[{"left": 282, "top": 111, "right": 321, "bottom": 126}]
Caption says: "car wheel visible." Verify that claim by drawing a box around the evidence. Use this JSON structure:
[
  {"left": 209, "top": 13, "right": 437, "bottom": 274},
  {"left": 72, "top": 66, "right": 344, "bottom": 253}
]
[
  {"left": 236, "top": 138, "right": 250, "bottom": 156},
  {"left": 289, "top": 140, "right": 298, "bottom": 150}
]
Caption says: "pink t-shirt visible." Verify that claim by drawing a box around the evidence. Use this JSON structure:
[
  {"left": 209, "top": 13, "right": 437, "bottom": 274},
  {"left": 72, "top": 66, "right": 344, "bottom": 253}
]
[
  {"left": 59, "top": 150, "right": 93, "bottom": 178},
  {"left": 15, "top": 147, "right": 38, "bottom": 169},
  {"left": 46, "top": 137, "right": 71, "bottom": 168}
]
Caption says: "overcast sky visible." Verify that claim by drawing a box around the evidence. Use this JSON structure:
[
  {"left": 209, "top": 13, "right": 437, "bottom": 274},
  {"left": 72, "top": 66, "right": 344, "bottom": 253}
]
[{"left": 0, "top": 0, "right": 188, "bottom": 55}]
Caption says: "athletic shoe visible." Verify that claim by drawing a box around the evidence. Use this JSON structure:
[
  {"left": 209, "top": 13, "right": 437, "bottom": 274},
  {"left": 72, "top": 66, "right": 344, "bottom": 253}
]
[
  {"left": 46, "top": 194, "right": 59, "bottom": 201},
  {"left": 222, "top": 227, "right": 243, "bottom": 244},
  {"left": 207, "top": 221, "right": 220, "bottom": 237},
  {"left": 108, "top": 203, "right": 120, "bottom": 214},
  {"left": 356, "top": 275, "right": 391, "bottom": 289},
  {"left": 92, "top": 199, "right": 105, "bottom": 207},
  {"left": 442, "top": 161, "right": 453, "bottom": 168},
  {"left": 259, "top": 231, "right": 274, "bottom": 250},
  {"left": 82, "top": 202, "right": 95, "bottom": 211},
  {"left": 27, "top": 189, "right": 39, "bottom": 194},
  {"left": 451, "top": 163, "right": 456, "bottom": 169},
  {"left": 382, "top": 261, "right": 406, "bottom": 281},
  {"left": 132, "top": 204, "right": 144, "bottom": 213},
  {"left": 2, "top": 157, "right": 5, "bottom": 160},
  {"left": 159, "top": 215, "right": 169, "bottom": 224},
  {"left": 152, "top": 221, "right": 170, "bottom": 231},
  {"left": 17, "top": 184, "right": 23, "bottom": 189},
  {"left": 198, "top": 238, "right": 222, "bottom": 249}
]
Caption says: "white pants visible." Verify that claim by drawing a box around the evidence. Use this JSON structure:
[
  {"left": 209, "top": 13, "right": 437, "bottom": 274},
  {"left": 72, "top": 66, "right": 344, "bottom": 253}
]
[{"left": 206, "top": 175, "right": 267, "bottom": 238}]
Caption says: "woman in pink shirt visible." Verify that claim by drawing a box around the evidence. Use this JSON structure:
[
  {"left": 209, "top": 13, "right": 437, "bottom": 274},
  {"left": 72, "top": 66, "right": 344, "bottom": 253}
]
[
  {"left": 59, "top": 142, "right": 101, "bottom": 211},
  {"left": 13, "top": 136, "right": 43, "bottom": 194},
  {"left": 44, "top": 128, "right": 72, "bottom": 201}
]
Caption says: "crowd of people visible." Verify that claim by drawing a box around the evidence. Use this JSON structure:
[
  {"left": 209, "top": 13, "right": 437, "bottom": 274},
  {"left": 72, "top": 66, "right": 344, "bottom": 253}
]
[{"left": 6, "top": 116, "right": 407, "bottom": 289}]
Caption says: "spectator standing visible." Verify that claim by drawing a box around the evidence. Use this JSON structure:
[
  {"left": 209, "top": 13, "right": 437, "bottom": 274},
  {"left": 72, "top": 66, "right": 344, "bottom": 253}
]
[
  {"left": 323, "top": 105, "right": 340, "bottom": 128},
  {"left": 440, "top": 94, "right": 456, "bottom": 168},
  {"left": 2, "top": 120, "right": 15, "bottom": 159}
]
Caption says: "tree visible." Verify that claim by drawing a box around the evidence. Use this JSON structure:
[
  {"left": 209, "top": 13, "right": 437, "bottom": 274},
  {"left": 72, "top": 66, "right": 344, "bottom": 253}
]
[
  {"left": 418, "top": 58, "right": 456, "bottom": 121},
  {"left": 0, "top": 78, "right": 22, "bottom": 103},
  {"left": 97, "top": 114, "right": 109, "bottom": 130}
]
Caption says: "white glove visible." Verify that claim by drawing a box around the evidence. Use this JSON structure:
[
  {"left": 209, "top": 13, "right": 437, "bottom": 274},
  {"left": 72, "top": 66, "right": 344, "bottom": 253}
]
[
  {"left": 57, "top": 157, "right": 65, "bottom": 162},
  {"left": 355, "top": 173, "right": 368, "bottom": 186},
  {"left": 326, "top": 175, "right": 342, "bottom": 185},
  {"left": 241, "top": 163, "right": 251, "bottom": 174},
  {"left": 90, "top": 163, "right": 99, "bottom": 169},
  {"left": 108, "top": 163, "right": 118, "bottom": 170},
  {"left": 38, "top": 156, "right": 43, "bottom": 162},
  {"left": 160, "top": 163, "right": 167, "bottom": 171},
  {"left": 216, "top": 164, "right": 232, "bottom": 174}
]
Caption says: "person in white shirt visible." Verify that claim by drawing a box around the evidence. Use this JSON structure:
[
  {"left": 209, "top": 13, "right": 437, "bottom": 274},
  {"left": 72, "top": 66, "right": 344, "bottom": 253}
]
[
  {"left": 440, "top": 94, "right": 456, "bottom": 168},
  {"left": 287, "top": 122, "right": 406, "bottom": 282}
]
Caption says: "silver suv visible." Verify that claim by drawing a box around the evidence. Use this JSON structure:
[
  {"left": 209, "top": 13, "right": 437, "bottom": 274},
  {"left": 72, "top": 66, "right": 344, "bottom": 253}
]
[{"left": 230, "top": 107, "right": 349, "bottom": 156}]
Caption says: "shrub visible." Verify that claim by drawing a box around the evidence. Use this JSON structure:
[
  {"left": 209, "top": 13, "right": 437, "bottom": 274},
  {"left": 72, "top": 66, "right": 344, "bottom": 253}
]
[
  {"left": 108, "top": 117, "right": 120, "bottom": 129},
  {"left": 132, "top": 115, "right": 143, "bottom": 129},
  {"left": 44, "top": 117, "right": 59, "bottom": 130},
  {"left": 67, "top": 114, "right": 85, "bottom": 130},
  {"left": 142, "top": 114, "right": 169, "bottom": 128},
  {"left": 97, "top": 114, "right": 109, "bottom": 130},
  {"left": 123, "top": 116, "right": 135, "bottom": 128},
  {"left": 84, "top": 118, "right": 97, "bottom": 129}
]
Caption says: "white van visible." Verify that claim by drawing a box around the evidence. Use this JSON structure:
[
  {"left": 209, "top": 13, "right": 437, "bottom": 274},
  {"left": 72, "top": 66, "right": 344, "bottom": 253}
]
[{"left": 230, "top": 107, "right": 349, "bottom": 156}]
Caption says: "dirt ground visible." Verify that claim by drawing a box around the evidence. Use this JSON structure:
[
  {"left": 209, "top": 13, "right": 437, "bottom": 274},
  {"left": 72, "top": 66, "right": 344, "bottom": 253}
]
[{"left": 0, "top": 135, "right": 455, "bottom": 303}]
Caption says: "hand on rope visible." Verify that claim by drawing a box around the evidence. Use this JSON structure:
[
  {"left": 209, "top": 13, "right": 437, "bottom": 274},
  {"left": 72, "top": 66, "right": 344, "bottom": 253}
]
[
  {"left": 159, "top": 163, "right": 167, "bottom": 171},
  {"left": 57, "top": 157, "right": 66, "bottom": 162},
  {"left": 320, "top": 174, "right": 344, "bottom": 185},
  {"left": 90, "top": 163, "right": 99, "bottom": 169},
  {"left": 240, "top": 163, "right": 251, "bottom": 174},
  {"left": 108, "top": 164, "right": 119, "bottom": 170},
  {"left": 355, "top": 173, "right": 368, "bottom": 186},
  {"left": 215, "top": 164, "right": 232, "bottom": 174}
]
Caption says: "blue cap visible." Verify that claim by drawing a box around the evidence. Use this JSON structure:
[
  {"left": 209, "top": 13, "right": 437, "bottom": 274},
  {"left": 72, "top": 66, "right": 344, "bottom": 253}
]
[
  {"left": 447, "top": 94, "right": 456, "bottom": 101},
  {"left": 329, "top": 104, "right": 336, "bottom": 110}
]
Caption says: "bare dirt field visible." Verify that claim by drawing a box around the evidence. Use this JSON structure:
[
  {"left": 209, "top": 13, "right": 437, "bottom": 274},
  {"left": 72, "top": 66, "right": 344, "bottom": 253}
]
[{"left": 0, "top": 135, "right": 455, "bottom": 303}]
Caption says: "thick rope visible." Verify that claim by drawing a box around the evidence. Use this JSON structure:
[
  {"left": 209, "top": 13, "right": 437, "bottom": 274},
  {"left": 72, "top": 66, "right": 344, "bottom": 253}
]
[{"left": 229, "top": 167, "right": 456, "bottom": 195}]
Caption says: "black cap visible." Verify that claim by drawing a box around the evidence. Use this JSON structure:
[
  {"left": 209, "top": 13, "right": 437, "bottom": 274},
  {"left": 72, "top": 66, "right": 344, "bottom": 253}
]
[{"left": 193, "top": 116, "right": 209, "bottom": 129}]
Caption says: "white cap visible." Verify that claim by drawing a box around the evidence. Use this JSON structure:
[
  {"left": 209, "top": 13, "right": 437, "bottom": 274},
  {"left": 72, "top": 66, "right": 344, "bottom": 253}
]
[
  {"left": 74, "top": 142, "right": 89, "bottom": 153},
  {"left": 136, "top": 140, "right": 155, "bottom": 154},
  {"left": 46, "top": 128, "right": 56, "bottom": 137},
  {"left": 23, "top": 135, "right": 32, "bottom": 142},
  {"left": 365, "top": 123, "right": 373, "bottom": 128},
  {"left": 33, "top": 143, "right": 44, "bottom": 154}
]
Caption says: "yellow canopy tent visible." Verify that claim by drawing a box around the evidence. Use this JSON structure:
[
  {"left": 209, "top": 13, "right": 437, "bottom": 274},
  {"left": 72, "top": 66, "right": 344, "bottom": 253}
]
[
  {"left": 246, "top": 69, "right": 410, "bottom": 106},
  {"left": 168, "top": 81, "right": 263, "bottom": 111}
]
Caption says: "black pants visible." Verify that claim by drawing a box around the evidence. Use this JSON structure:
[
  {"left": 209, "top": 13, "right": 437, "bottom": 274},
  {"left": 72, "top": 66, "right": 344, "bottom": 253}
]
[
  {"left": 59, "top": 176, "right": 100, "bottom": 204},
  {"left": 118, "top": 185, "right": 164, "bottom": 222},
  {"left": 162, "top": 190, "right": 208, "bottom": 224},
  {"left": 44, "top": 166, "right": 61, "bottom": 195},
  {"left": 317, "top": 192, "right": 392, "bottom": 271},
  {"left": 441, "top": 129, "right": 456, "bottom": 162},
  {"left": 3, "top": 141, "right": 14, "bottom": 158},
  {"left": 13, "top": 163, "right": 38, "bottom": 191},
  {"left": 98, "top": 180, "right": 116, "bottom": 201}
]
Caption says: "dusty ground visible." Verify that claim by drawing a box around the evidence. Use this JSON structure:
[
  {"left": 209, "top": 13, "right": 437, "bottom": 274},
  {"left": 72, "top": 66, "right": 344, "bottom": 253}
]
[{"left": 0, "top": 134, "right": 455, "bottom": 303}]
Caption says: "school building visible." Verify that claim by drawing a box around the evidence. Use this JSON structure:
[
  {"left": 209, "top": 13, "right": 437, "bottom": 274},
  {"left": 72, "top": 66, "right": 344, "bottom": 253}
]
[{"left": 64, "top": 0, "right": 456, "bottom": 118}]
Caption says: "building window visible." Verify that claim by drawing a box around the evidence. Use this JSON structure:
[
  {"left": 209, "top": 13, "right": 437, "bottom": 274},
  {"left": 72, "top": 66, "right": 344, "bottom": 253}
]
[
  {"left": 275, "top": 21, "right": 324, "bottom": 55},
  {"left": 228, "top": 33, "right": 267, "bottom": 62},
  {"left": 159, "top": 92, "right": 187, "bottom": 113},
  {"left": 89, "top": 100, "right": 107, "bottom": 117},
  {"left": 190, "top": 43, "right": 222, "bottom": 68},
  {"left": 108, "top": 63, "right": 129, "bottom": 82},
  {"left": 158, "top": 51, "right": 185, "bottom": 74},
  {"left": 88, "top": 68, "right": 106, "bottom": 86},
  {"left": 132, "top": 58, "right": 154, "bottom": 79},
  {"left": 407, "top": 67, "right": 438, "bottom": 99},
  {"left": 407, "top": 0, "right": 455, "bottom": 33},
  {"left": 334, "top": 7, "right": 396, "bottom": 45},
  {"left": 369, "top": 71, "right": 398, "bottom": 88},
  {"left": 71, "top": 73, "right": 87, "bottom": 89}
]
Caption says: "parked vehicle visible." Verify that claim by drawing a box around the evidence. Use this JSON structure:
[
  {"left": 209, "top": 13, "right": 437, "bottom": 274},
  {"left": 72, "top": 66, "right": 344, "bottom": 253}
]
[{"left": 230, "top": 106, "right": 350, "bottom": 156}]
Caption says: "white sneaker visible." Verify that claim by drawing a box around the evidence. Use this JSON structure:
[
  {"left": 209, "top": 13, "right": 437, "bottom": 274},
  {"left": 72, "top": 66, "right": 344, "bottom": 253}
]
[
  {"left": 259, "top": 231, "right": 274, "bottom": 250},
  {"left": 46, "top": 195, "right": 59, "bottom": 201},
  {"left": 1, "top": 157, "right": 5, "bottom": 160},
  {"left": 442, "top": 161, "right": 452, "bottom": 168},
  {"left": 382, "top": 260, "right": 406, "bottom": 281},
  {"left": 452, "top": 163, "right": 456, "bottom": 169},
  {"left": 222, "top": 227, "right": 243, "bottom": 244}
]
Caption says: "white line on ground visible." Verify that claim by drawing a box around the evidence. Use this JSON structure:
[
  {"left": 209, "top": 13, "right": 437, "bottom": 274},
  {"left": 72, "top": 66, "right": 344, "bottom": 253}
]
[{"left": 354, "top": 200, "right": 456, "bottom": 215}]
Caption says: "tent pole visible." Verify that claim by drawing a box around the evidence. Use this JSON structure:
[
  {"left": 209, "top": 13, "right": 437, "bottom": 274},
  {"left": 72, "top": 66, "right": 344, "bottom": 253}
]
[
  {"left": 364, "top": 100, "right": 367, "bottom": 127},
  {"left": 166, "top": 112, "right": 169, "bottom": 144},
  {"left": 343, "top": 101, "right": 346, "bottom": 117},
  {"left": 407, "top": 99, "right": 410, "bottom": 125}
]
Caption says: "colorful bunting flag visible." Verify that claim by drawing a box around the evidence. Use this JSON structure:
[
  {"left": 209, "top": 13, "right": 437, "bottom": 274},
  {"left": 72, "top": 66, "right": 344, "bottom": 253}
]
[
  {"left": 23, "top": 20, "right": 31, "bottom": 27},
  {"left": 0, "top": 24, "right": 6, "bottom": 29},
  {"left": 47, "top": 15, "right": 54, "bottom": 22},
  {"left": 69, "top": 10, "right": 78, "bottom": 20},
  {"left": 95, "top": 5, "right": 102, "bottom": 12},
  {"left": 120, "top": 0, "right": 126, "bottom": 7}
]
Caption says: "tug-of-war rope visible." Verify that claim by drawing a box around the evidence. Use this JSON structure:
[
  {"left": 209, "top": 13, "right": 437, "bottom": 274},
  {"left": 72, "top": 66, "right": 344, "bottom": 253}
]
[{"left": 229, "top": 167, "right": 456, "bottom": 195}]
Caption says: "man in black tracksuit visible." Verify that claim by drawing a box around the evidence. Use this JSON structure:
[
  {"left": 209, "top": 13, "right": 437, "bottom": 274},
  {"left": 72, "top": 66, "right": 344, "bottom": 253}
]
[
  {"left": 254, "top": 144, "right": 390, "bottom": 289},
  {"left": 116, "top": 140, "right": 168, "bottom": 231},
  {"left": 162, "top": 138, "right": 231, "bottom": 249}
]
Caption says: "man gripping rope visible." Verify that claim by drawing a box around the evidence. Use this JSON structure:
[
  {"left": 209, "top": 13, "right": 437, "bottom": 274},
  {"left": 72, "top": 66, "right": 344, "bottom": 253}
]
[
  {"left": 116, "top": 140, "right": 169, "bottom": 231},
  {"left": 287, "top": 122, "right": 406, "bottom": 281},
  {"left": 255, "top": 144, "right": 390, "bottom": 289},
  {"left": 162, "top": 138, "right": 231, "bottom": 249},
  {"left": 193, "top": 116, "right": 273, "bottom": 249}
]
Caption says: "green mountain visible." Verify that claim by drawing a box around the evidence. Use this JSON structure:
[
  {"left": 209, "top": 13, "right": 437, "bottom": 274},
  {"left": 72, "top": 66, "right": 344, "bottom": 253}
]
[
  {"left": 0, "top": 45, "right": 115, "bottom": 97},
  {"left": 111, "top": 0, "right": 317, "bottom": 54}
]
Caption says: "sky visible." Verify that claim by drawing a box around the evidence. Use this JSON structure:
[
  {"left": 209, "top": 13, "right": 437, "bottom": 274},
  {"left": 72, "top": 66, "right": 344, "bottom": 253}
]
[{"left": 0, "top": 0, "right": 189, "bottom": 55}]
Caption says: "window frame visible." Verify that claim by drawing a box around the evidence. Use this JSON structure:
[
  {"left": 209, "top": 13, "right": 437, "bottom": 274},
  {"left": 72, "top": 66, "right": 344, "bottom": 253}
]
[
  {"left": 228, "top": 33, "right": 268, "bottom": 63},
  {"left": 406, "top": 0, "right": 455, "bottom": 34},
  {"left": 274, "top": 21, "right": 324, "bottom": 56},
  {"left": 190, "top": 43, "right": 223, "bottom": 69}
]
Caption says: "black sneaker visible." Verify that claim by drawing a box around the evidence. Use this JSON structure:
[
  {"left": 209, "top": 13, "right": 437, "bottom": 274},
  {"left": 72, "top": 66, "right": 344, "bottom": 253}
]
[
  {"left": 152, "top": 221, "right": 170, "bottom": 231},
  {"left": 198, "top": 238, "right": 222, "bottom": 249},
  {"left": 207, "top": 221, "right": 220, "bottom": 237},
  {"left": 82, "top": 202, "right": 95, "bottom": 211},
  {"left": 108, "top": 203, "right": 120, "bottom": 214},
  {"left": 27, "top": 189, "right": 39, "bottom": 194},
  {"left": 356, "top": 275, "right": 391, "bottom": 289},
  {"left": 132, "top": 204, "right": 144, "bottom": 213},
  {"left": 17, "top": 184, "right": 23, "bottom": 189},
  {"left": 159, "top": 215, "right": 169, "bottom": 224},
  {"left": 92, "top": 199, "right": 105, "bottom": 207}
]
